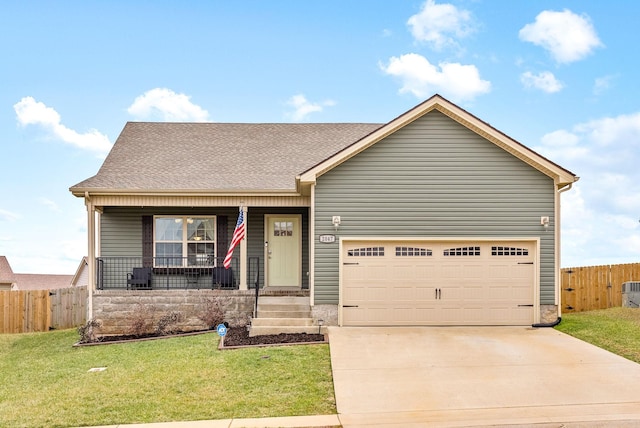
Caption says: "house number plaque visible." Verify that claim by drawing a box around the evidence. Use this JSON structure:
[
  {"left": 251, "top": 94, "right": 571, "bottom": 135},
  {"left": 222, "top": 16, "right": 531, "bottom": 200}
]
[{"left": 319, "top": 234, "right": 336, "bottom": 243}]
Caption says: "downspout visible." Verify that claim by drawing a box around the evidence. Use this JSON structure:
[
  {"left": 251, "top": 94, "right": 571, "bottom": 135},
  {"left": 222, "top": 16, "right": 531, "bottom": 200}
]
[{"left": 535, "top": 179, "right": 578, "bottom": 328}]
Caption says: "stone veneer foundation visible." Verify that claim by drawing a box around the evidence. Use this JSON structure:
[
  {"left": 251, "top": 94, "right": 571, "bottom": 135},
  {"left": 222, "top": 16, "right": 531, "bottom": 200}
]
[{"left": 92, "top": 290, "right": 256, "bottom": 335}]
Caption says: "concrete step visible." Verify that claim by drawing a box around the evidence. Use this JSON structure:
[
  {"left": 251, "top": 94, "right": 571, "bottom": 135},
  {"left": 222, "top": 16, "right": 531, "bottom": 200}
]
[
  {"left": 249, "top": 325, "right": 326, "bottom": 337},
  {"left": 251, "top": 317, "right": 315, "bottom": 327},
  {"left": 256, "top": 310, "right": 311, "bottom": 318},
  {"left": 257, "top": 303, "right": 310, "bottom": 312},
  {"left": 258, "top": 296, "right": 310, "bottom": 305}
]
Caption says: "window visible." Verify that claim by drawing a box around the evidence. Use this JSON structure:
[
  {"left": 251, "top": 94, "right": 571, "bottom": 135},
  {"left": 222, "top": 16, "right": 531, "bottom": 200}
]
[
  {"left": 154, "top": 216, "right": 215, "bottom": 266},
  {"left": 491, "top": 246, "right": 529, "bottom": 256},
  {"left": 274, "top": 221, "right": 293, "bottom": 237},
  {"left": 443, "top": 246, "right": 480, "bottom": 256},
  {"left": 348, "top": 247, "right": 385, "bottom": 256},
  {"left": 395, "top": 247, "right": 432, "bottom": 256}
]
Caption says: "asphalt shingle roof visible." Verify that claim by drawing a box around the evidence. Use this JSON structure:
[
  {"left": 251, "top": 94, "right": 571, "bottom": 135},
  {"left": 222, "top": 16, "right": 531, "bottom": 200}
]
[
  {"left": 71, "top": 122, "right": 383, "bottom": 192},
  {"left": 0, "top": 256, "right": 15, "bottom": 285}
]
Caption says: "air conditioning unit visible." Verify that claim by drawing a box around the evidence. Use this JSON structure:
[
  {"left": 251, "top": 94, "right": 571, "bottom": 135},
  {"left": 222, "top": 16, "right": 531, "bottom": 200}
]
[{"left": 622, "top": 281, "right": 640, "bottom": 308}]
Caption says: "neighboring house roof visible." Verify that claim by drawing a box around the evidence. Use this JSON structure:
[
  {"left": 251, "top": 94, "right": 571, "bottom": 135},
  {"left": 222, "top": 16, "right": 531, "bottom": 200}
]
[
  {"left": 70, "top": 122, "right": 382, "bottom": 195},
  {"left": 12, "top": 274, "right": 74, "bottom": 290},
  {"left": 300, "top": 94, "right": 578, "bottom": 188},
  {"left": 0, "top": 256, "right": 16, "bottom": 288}
]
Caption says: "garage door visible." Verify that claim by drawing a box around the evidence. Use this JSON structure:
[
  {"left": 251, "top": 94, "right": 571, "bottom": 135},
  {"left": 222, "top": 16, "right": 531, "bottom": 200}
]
[{"left": 341, "top": 240, "right": 536, "bottom": 326}]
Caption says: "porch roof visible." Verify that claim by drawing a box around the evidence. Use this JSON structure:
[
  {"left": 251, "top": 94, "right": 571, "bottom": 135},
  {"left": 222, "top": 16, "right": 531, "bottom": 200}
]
[{"left": 70, "top": 122, "right": 382, "bottom": 196}]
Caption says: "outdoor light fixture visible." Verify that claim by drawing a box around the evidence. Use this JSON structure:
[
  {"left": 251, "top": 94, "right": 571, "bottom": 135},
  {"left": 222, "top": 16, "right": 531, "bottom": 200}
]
[
  {"left": 318, "top": 319, "right": 324, "bottom": 334},
  {"left": 540, "top": 216, "right": 550, "bottom": 229},
  {"left": 332, "top": 216, "right": 341, "bottom": 231}
]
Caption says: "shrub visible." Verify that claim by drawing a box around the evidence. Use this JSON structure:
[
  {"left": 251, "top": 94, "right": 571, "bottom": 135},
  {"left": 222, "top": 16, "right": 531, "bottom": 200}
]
[
  {"left": 155, "top": 311, "right": 184, "bottom": 336},
  {"left": 127, "top": 303, "right": 155, "bottom": 337},
  {"left": 198, "top": 296, "right": 230, "bottom": 328},
  {"left": 78, "top": 319, "right": 102, "bottom": 343}
]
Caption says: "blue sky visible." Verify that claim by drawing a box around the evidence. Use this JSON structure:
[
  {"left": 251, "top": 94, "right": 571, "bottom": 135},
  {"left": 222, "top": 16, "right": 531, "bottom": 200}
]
[{"left": 1, "top": 0, "right": 639, "bottom": 274}]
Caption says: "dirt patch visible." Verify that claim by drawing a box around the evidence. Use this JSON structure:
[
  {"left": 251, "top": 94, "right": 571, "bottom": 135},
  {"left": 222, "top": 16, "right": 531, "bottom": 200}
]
[{"left": 222, "top": 328, "right": 326, "bottom": 348}]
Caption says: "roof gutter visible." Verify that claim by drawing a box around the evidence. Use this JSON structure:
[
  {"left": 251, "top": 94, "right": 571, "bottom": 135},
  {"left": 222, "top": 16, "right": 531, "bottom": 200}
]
[{"left": 558, "top": 176, "right": 579, "bottom": 193}]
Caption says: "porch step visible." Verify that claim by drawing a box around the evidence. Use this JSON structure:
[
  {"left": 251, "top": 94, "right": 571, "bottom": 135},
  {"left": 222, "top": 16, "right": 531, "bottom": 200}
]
[
  {"left": 251, "top": 317, "right": 315, "bottom": 327},
  {"left": 257, "top": 310, "right": 312, "bottom": 319},
  {"left": 250, "top": 296, "right": 320, "bottom": 337},
  {"left": 256, "top": 296, "right": 311, "bottom": 317},
  {"left": 249, "top": 325, "right": 324, "bottom": 336}
]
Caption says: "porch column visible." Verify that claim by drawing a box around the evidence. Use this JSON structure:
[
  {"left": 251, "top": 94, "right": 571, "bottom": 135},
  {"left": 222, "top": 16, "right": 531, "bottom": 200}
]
[
  {"left": 239, "top": 206, "right": 248, "bottom": 290},
  {"left": 85, "top": 194, "right": 96, "bottom": 320}
]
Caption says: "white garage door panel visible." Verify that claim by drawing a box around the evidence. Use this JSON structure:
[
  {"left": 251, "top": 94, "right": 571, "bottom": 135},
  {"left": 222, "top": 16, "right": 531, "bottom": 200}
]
[{"left": 342, "top": 240, "right": 535, "bottom": 326}]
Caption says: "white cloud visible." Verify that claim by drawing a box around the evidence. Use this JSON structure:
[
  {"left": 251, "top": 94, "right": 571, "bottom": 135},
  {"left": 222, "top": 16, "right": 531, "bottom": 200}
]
[
  {"left": 380, "top": 53, "right": 490, "bottom": 102},
  {"left": 519, "top": 9, "right": 603, "bottom": 64},
  {"left": 0, "top": 209, "right": 20, "bottom": 222},
  {"left": 127, "top": 88, "right": 210, "bottom": 122},
  {"left": 520, "top": 71, "right": 564, "bottom": 93},
  {"left": 538, "top": 113, "right": 640, "bottom": 267},
  {"left": 285, "top": 94, "right": 336, "bottom": 122},
  {"left": 407, "top": 0, "right": 475, "bottom": 51},
  {"left": 593, "top": 75, "right": 616, "bottom": 95},
  {"left": 14, "top": 97, "right": 112, "bottom": 156},
  {"left": 39, "top": 197, "right": 61, "bottom": 212}
]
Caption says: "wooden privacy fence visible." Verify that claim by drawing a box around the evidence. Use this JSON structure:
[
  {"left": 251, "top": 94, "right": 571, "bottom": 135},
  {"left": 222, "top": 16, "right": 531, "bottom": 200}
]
[
  {"left": 0, "top": 286, "right": 87, "bottom": 334},
  {"left": 561, "top": 263, "right": 640, "bottom": 313}
]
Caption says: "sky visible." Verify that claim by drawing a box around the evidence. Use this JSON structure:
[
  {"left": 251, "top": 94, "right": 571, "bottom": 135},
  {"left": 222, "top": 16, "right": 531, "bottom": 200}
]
[{"left": 1, "top": 0, "right": 639, "bottom": 274}]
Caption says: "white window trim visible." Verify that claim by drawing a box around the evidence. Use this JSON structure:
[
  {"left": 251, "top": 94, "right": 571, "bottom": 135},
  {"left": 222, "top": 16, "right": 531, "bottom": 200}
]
[{"left": 153, "top": 215, "right": 216, "bottom": 267}]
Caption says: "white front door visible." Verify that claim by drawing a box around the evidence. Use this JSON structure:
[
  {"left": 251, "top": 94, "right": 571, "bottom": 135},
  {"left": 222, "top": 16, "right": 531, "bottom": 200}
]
[{"left": 265, "top": 215, "right": 301, "bottom": 287}]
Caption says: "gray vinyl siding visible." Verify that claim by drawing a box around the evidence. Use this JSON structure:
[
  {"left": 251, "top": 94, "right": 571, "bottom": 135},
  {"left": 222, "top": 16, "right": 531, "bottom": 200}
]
[
  {"left": 101, "top": 206, "right": 309, "bottom": 288},
  {"left": 314, "top": 110, "right": 556, "bottom": 305}
]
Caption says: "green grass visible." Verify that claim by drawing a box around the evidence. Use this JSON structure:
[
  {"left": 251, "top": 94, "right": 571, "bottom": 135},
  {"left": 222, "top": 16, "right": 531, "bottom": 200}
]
[
  {"left": 0, "top": 329, "right": 336, "bottom": 428},
  {"left": 555, "top": 307, "right": 640, "bottom": 363}
]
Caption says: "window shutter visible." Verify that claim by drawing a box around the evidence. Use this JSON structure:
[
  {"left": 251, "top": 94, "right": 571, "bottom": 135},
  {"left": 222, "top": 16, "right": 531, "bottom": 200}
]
[
  {"left": 142, "top": 216, "right": 153, "bottom": 267},
  {"left": 217, "top": 216, "right": 228, "bottom": 260}
]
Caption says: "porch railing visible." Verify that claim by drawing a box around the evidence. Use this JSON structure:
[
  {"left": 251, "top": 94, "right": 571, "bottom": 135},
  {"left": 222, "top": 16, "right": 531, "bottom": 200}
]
[{"left": 96, "top": 256, "right": 260, "bottom": 291}]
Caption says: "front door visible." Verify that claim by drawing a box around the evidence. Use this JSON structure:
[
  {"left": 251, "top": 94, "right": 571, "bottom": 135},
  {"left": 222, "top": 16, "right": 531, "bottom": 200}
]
[{"left": 265, "top": 215, "right": 301, "bottom": 287}]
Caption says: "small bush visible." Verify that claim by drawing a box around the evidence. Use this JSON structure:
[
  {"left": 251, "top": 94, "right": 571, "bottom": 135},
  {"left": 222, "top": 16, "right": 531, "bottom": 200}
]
[
  {"left": 156, "top": 311, "right": 184, "bottom": 336},
  {"left": 127, "top": 303, "right": 155, "bottom": 337},
  {"left": 78, "top": 319, "right": 102, "bottom": 343},
  {"left": 198, "top": 296, "right": 230, "bottom": 328}
]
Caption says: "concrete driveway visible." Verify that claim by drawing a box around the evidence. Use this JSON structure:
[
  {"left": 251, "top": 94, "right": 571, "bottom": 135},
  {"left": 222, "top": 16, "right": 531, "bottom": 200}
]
[{"left": 328, "top": 326, "right": 640, "bottom": 427}]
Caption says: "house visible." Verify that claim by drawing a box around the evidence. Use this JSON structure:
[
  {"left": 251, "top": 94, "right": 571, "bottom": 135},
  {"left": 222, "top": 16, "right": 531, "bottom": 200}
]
[
  {"left": 70, "top": 257, "right": 89, "bottom": 288},
  {"left": 70, "top": 94, "right": 577, "bottom": 334},
  {"left": 0, "top": 256, "right": 16, "bottom": 290},
  {"left": 12, "top": 273, "right": 74, "bottom": 290},
  {"left": 0, "top": 256, "right": 83, "bottom": 290}
]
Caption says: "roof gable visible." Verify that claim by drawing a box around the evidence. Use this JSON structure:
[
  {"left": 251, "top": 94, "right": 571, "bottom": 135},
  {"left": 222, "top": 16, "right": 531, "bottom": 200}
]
[{"left": 299, "top": 94, "right": 577, "bottom": 188}]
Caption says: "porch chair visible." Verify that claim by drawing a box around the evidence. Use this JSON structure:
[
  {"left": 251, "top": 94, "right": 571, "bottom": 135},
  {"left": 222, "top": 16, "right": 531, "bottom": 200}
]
[
  {"left": 212, "top": 267, "right": 234, "bottom": 290},
  {"left": 127, "top": 267, "right": 152, "bottom": 290}
]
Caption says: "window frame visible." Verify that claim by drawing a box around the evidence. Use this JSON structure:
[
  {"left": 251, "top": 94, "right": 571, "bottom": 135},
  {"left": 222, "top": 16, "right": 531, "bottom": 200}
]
[{"left": 153, "top": 215, "right": 216, "bottom": 267}]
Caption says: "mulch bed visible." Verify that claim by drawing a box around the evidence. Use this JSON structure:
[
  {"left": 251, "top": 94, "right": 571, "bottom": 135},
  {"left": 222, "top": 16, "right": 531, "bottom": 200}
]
[
  {"left": 221, "top": 328, "right": 326, "bottom": 348},
  {"left": 75, "top": 328, "right": 326, "bottom": 348}
]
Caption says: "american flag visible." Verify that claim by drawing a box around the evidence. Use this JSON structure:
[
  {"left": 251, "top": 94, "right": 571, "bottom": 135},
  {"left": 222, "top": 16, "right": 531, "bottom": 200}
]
[{"left": 223, "top": 209, "right": 245, "bottom": 269}]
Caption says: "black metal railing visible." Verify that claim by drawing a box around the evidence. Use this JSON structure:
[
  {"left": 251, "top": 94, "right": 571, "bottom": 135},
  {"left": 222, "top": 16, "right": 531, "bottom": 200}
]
[{"left": 96, "top": 256, "right": 250, "bottom": 290}]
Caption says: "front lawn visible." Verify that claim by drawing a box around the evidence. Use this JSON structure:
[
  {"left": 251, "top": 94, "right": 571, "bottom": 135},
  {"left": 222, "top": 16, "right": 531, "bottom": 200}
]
[
  {"left": 0, "top": 329, "right": 336, "bottom": 427},
  {"left": 555, "top": 307, "right": 640, "bottom": 363}
]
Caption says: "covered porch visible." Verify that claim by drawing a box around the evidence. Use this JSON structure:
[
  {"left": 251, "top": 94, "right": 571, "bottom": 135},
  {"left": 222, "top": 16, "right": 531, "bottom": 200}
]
[{"left": 82, "top": 195, "right": 312, "bottom": 301}]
